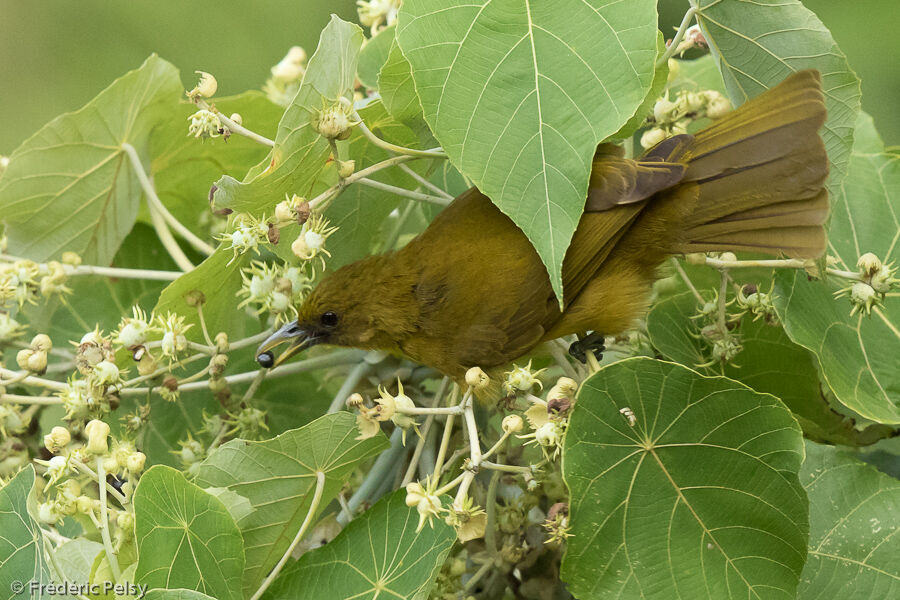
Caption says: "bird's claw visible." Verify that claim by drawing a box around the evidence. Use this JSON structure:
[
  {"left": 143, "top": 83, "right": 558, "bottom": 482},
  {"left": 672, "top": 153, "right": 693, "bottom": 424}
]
[{"left": 568, "top": 332, "right": 605, "bottom": 364}]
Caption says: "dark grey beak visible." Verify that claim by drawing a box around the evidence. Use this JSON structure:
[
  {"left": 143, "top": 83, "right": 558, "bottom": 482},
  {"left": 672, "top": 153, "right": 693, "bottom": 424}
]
[{"left": 256, "top": 321, "right": 320, "bottom": 368}]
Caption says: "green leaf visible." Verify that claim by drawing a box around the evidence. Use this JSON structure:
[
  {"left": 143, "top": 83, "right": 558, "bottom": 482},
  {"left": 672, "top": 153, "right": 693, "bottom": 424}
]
[
  {"left": 152, "top": 244, "right": 251, "bottom": 342},
  {"left": 0, "top": 467, "right": 51, "bottom": 600},
  {"left": 358, "top": 25, "right": 396, "bottom": 89},
  {"left": 211, "top": 16, "right": 364, "bottom": 215},
  {"left": 562, "top": 357, "right": 808, "bottom": 599},
  {"left": 133, "top": 465, "right": 244, "bottom": 600},
  {"left": 194, "top": 411, "right": 390, "bottom": 597},
  {"left": 267, "top": 489, "right": 455, "bottom": 600},
  {"left": 774, "top": 114, "right": 900, "bottom": 424},
  {"left": 396, "top": 0, "right": 658, "bottom": 300},
  {"left": 798, "top": 442, "right": 900, "bottom": 599},
  {"left": 51, "top": 539, "right": 104, "bottom": 583},
  {"left": 611, "top": 32, "right": 669, "bottom": 141},
  {"left": 0, "top": 55, "right": 182, "bottom": 265},
  {"left": 695, "top": 0, "right": 861, "bottom": 181},
  {"left": 647, "top": 290, "right": 895, "bottom": 446},
  {"left": 378, "top": 39, "right": 426, "bottom": 129},
  {"left": 148, "top": 92, "right": 283, "bottom": 237}
]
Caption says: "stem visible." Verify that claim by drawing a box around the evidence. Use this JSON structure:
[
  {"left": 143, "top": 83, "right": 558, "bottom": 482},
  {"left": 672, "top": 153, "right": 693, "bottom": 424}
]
[
  {"left": 463, "top": 560, "right": 495, "bottom": 593},
  {"left": 0, "top": 393, "right": 62, "bottom": 405},
  {"left": 484, "top": 470, "right": 501, "bottom": 557},
  {"left": 250, "top": 471, "right": 326, "bottom": 600},
  {"left": 96, "top": 458, "right": 122, "bottom": 581},
  {"left": 352, "top": 111, "right": 448, "bottom": 159},
  {"left": 122, "top": 143, "right": 215, "bottom": 257},
  {"left": 397, "top": 405, "right": 464, "bottom": 416},
  {"left": 432, "top": 386, "right": 459, "bottom": 477},
  {"left": 435, "top": 472, "right": 466, "bottom": 496},
  {"left": 397, "top": 164, "right": 455, "bottom": 200},
  {"left": 687, "top": 254, "right": 861, "bottom": 280},
  {"left": 0, "top": 368, "right": 67, "bottom": 391},
  {"left": 402, "top": 377, "right": 450, "bottom": 486},
  {"left": 671, "top": 257, "right": 705, "bottom": 303},
  {"left": 480, "top": 461, "right": 532, "bottom": 474},
  {"left": 481, "top": 432, "right": 511, "bottom": 462},
  {"left": 328, "top": 360, "right": 372, "bottom": 414},
  {"left": 0, "top": 254, "right": 182, "bottom": 281},
  {"left": 119, "top": 349, "right": 364, "bottom": 396},
  {"left": 240, "top": 368, "right": 267, "bottom": 403},
  {"left": 148, "top": 201, "right": 195, "bottom": 272},
  {"left": 657, "top": 6, "right": 698, "bottom": 67},
  {"left": 308, "top": 154, "right": 427, "bottom": 212},
  {"left": 717, "top": 268, "right": 729, "bottom": 331},
  {"left": 196, "top": 305, "right": 215, "bottom": 348},
  {"left": 195, "top": 98, "right": 275, "bottom": 147},
  {"left": 69, "top": 458, "right": 129, "bottom": 505},
  {"left": 547, "top": 341, "right": 579, "bottom": 380},
  {"left": 356, "top": 177, "right": 451, "bottom": 206}
]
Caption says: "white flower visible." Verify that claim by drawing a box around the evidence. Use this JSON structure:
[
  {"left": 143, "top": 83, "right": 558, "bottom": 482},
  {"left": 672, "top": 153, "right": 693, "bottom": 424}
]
[
  {"left": 504, "top": 360, "right": 546, "bottom": 394},
  {"left": 115, "top": 306, "right": 151, "bottom": 348},
  {"left": 187, "top": 109, "right": 222, "bottom": 139},
  {"left": 502, "top": 414, "right": 524, "bottom": 433},
  {"left": 46, "top": 455, "right": 68, "bottom": 480},
  {"left": 92, "top": 360, "right": 120, "bottom": 386},
  {"left": 249, "top": 273, "right": 276, "bottom": 299}
]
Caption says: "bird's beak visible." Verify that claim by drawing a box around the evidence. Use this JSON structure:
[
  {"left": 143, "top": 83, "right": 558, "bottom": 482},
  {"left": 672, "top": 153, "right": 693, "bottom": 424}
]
[{"left": 256, "top": 321, "right": 320, "bottom": 368}]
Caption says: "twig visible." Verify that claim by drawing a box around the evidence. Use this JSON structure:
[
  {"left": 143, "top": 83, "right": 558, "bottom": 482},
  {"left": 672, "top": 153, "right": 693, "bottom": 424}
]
[
  {"left": 352, "top": 110, "right": 447, "bottom": 159},
  {"left": 122, "top": 143, "right": 215, "bottom": 257},
  {"left": 671, "top": 258, "right": 705, "bottom": 303},
  {"left": 397, "top": 164, "right": 455, "bottom": 200},
  {"left": 402, "top": 377, "right": 450, "bottom": 486},
  {"left": 484, "top": 470, "right": 501, "bottom": 557},
  {"left": 687, "top": 254, "right": 861, "bottom": 280},
  {"left": 148, "top": 201, "right": 194, "bottom": 272},
  {"left": 1, "top": 255, "right": 183, "bottom": 281},
  {"left": 194, "top": 98, "right": 275, "bottom": 147},
  {"left": 356, "top": 177, "right": 451, "bottom": 206},
  {"left": 96, "top": 458, "right": 122, "bottom": 581},
  {"left": 250, "top": 470, "right": 326, "bottom": 600},
  {"left": 657, "top": 6, "right": 698, "bottom": 67}
]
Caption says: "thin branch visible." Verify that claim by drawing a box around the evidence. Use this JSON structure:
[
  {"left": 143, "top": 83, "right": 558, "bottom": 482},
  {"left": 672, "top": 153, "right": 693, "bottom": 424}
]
[
  {"left": 687, "top": 254, "right": 861, "bottom": 280},
  {"left": 671, "top": 257, "right": 705, "bottom": 303},
  {"left": 356, "top": 177, "right": 451, "bottom": 206},
  {"left": 195, "top": 98, "right": 275, "bottom": 147},
  {"left": 352, "top": 111, "right": 448, "bottom": 159},
  {"left": 250, "top": 470, "right": 326, "bottom": 600},
  {"left": 657, "top": 6, "right": 698, "bottom": 67},
  {"left": 148, "top": 200, "right": 195, "bottom": 272},
  {"left": 397, "top": 164, "right": 455, "bottom": 200},
  {"left": 0, "top": 254, "right": 182, "bottom": 281},
  {"left": 96, "top": 458, "right": 122, "bottom": 581},
  {"left": 122, "top": 142, "right": 216, "bottom": 256}
]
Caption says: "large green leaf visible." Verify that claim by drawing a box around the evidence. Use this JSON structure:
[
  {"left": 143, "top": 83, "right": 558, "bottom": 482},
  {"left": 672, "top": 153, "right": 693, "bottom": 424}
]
[
  {"left": 211, "top": 16, "right": 364, "bottom": 215},
  {"left": 133, "top": 465, "right": 245, "bottom": 600},
  {"left": 647, "top": 290, "right": 894, "bottom": 445},
  {"left": 143, "top": 591, "right": 215, "bottom": 600},
  {"left": 267, "top": 489, "right": 456, "bottom": 600},
  {"left": 562, "top": 357, "right": 808, "bottom": 599},
  {"left": 378, "top": 39, "right": 427, "bottom": 130},
  {"left": 0, "top": 55, "right": 182, "bottom": 265},
  {"left": 694, "top": 0, "right": 861, "bottom": 181},
  {"left": 774, "top": 115, "right": 900, "bottom": 424},
  {"left": 0, "top": 467, "right": 50, "bottom": 600},
  {"left": 798, "top": 442, "right": 900, "bottom": 599},
  {"left": 396, "top": 0, "right": 658, "bottom": 300},
  {"left": 194, "top": 412, "right": 390, "bottom": 597}
]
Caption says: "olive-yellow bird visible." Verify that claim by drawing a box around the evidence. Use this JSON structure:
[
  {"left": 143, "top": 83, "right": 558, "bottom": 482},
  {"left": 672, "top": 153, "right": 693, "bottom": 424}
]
[{"left": 257, "top": 70, "right": 828, "bottom": 387}]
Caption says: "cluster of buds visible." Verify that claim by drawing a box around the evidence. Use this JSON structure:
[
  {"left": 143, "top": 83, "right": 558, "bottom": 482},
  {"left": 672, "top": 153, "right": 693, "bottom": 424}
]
[
  {"left": 156, "top": 312, "right": 192, "bottom": 361},
  {"left": 357, "top": 0, "right": 401, "bottom": 33},
  {"left": 543, "top": 502, "right": 572, "bottom": 546},
  {"left": 263, "top": 46, "right": 308, "bottom": 107},
  {"left": 640, "top": 89, "right": 731, "bottom": 149},
  {"left": 518, "top": 377, "right": 577, "bottom": 461},
  {"left": 274, "top": 194, "right": 312, "bottom": 228},
  {"left": 16, "top": 333, "right": 52, "bottom": 374},
  {"left": 735, "top": 283, "right": 778, "bottom": 324},
  {"left": 445, "top": 494, "right": 487, "bottom": 542},
  {"left": 187, "top": 109, "right": 224, "bottom": 140},
  {"left": 315, "top": 97, "right": 359, "bottom": 141},
  {"left": 350, "top": 379, "right": 421, "bottom": 444},
  {"left": 835, "top": 252, "right": 898, "bottom": 316},
  {"left": 503, "top": 360, "right": 547, "bottom": 396},
  {"left": 222, "top": 405, "right": 269, "bottom": 440},
  {"left": 670, "top": 24, "right": 707, "bottom": 56},
  {"left": 238, "top": 261, "right": 311, "bottom": 321},
  {"left": 290, "top": 213, "right": 338, "bottom": 271},
  {"left": 217, "top": 213, "right": 272, "bottom": 264},
  {"left": 0, "top": 403, "right": 29, "bottom": 438},
  {"left": 1, "top": 258, "right": 72, "bottom": 309}
]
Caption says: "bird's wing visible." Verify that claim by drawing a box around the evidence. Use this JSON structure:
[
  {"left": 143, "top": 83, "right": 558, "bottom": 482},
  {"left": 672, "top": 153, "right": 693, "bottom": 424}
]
[{"left": 560, "top": 142, "right": 689, "bottom": 305}]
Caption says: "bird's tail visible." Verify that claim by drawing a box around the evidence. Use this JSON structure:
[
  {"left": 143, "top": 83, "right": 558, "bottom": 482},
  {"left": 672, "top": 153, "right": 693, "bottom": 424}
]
[{"left": 656, "top": 70, "right": 830, "bottom": 258}]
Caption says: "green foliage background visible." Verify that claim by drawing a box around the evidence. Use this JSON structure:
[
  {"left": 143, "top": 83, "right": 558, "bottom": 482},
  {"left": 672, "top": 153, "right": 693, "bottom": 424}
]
[{"left": 1, "top": 0, "right": 898, "bottom": 154}]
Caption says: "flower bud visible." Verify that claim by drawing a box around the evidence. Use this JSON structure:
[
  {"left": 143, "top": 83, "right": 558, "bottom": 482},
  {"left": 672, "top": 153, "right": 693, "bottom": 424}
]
[
  {"left": 405, "top": 482, "right": 425, "bottom": 507},
  {"left": 61, "top": 251, "right": 82, "bottom": 267},
  {"left": 92, "top": 360, "right": 120, "bottom": 385},
  {"left": 17, "top": 348, "right": 47, "bottom": 374},
  {"left": 192, "top": 71, "right": 218, "bottom": 98},
  {"left": 666, "top": 58, "right": 680, "bottom": 82},
  {"left": 337, "top": 159, "right": 355, "bottom": 178},
  {"left": 502, "top": 414, "right": 524, "bottom": 433},
  {"left": 857, "top": 252, "right": 883, "bottom": 277},
  {"left": 346, "top": 392, "right": 365, "bottom": 408},
  {"left": 44, "top": 426, "right": 71, "bottom": 454},
  {"left": 229, "top": 113, "right": 243, "bottom": 126},
  {"left": 640, "top": 127, "right": 667, "bottom": 150},
  {"left": 116, "top": 511, "right": 135, "bottom": 530},
  {"left": 31, "top": 333, "right": 52, "bottom": 352},
  {"left": 84, "top": 419, "right": 110, "bottom": 455},
  {"left": 215, "top": 332, "right": 229, "bottom": 353},
  {"left": 274, "top": 200, "right": 294, "bottom": 224},
  {"left": 126, "top": 452, "right": 146, "bottom": 473},
  {"left": 653, "top": 95, "right": 677, "bottom": 124},
  {"left": 704, "top": 91, "right": 732, "bottom": 119},
  {"left": 719, "top": 252, "right": 737, "bottom": 263},
  {"left": 465, "top": 366, "right": 491, "bottom": 391}
]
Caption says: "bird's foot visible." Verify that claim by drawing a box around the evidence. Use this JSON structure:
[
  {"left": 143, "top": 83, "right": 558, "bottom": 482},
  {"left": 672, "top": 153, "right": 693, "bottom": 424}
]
[{"left": 568, "top": 332, "right": 605, "bottom": 364}]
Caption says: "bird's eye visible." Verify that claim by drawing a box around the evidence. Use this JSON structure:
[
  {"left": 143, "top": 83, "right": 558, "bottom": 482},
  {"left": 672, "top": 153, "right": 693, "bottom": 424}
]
[{"left": 321, "top": 311, "right": 339, "bottom": 328}]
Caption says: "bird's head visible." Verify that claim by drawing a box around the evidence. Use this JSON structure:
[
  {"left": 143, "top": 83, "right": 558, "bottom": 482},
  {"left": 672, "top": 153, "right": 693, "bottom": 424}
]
[{"left": 255, "top": 257, "right": 415, "bottom": 368}]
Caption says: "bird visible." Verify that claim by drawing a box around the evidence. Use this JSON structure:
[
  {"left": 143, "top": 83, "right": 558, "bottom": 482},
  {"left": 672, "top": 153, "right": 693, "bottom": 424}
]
[{"left": 256, "top": 70, "right": 828, "bottom": 396}]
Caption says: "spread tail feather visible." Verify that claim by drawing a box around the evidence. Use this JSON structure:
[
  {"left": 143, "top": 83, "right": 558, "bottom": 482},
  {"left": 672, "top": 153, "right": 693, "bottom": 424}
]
[{"left": 663, "top": 69, "right": 829, "bottom": 258}]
